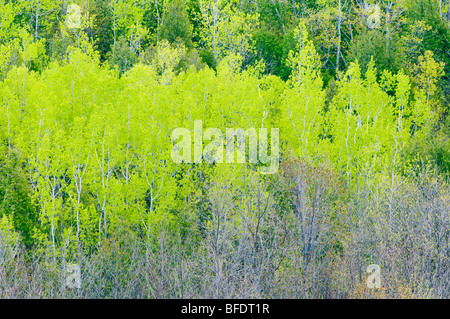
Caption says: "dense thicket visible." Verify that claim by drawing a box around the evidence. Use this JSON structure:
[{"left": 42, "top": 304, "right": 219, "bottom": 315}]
[{"left": 0, "top": 0, "right": 449, "bottom": 298}]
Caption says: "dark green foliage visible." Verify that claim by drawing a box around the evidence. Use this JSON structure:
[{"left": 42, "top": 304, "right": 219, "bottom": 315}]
[
  {"left": 0, "top": 147, "right": 38, "bottom": 247},
  {"left": 404, "top": 116, "right": 450, "bottom": 176},
  {"left": 92, "top": 0, "right": 116, "bottom": 62},
  {"left": 159, "top": 0, "right": 194, "bottom": 49},
  {"left": 199, "top": 48, "right": 217, "bottom": 70},
  {"left": 349, "top": 30, "right": 405, "bottom": 75}
]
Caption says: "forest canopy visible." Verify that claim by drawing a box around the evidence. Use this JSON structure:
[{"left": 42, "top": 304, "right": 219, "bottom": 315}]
[{"left": 0, "top": 0, "right": 449, "bottom": 299}]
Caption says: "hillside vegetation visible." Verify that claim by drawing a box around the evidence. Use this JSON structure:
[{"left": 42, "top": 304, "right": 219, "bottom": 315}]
[{"left": 0, "top": 0, "right": 449, "bottom": 298}]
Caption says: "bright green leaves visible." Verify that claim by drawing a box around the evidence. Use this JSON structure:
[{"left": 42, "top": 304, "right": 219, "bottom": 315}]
[
  {"left": 324, "top": 57, "right": 436, "bottom": 188},
  {"left": 0, "top": 28, "right": 46, "bottom": 78},
  {"left": 0, "top": 147, "right": 37, "bottom": 247},
  {"left": 286, "top": 25, "right": 322, "bottom": 85},
  {"left": 151, "top": 39, "right": 187, "bottom": 85},
  {"left": 0, "top": 23, "right": 445, "bottom": 252},
  {"left": 328, "top": 60, "right": 394, "bottom": 184},
  {"left": 108, "top": 0, "right": 149, "bottom": 43}
]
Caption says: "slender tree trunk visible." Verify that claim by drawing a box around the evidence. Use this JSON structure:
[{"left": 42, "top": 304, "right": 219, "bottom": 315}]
[{"left": 336, "top": 0, "right": 342, "bottom": 76}]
